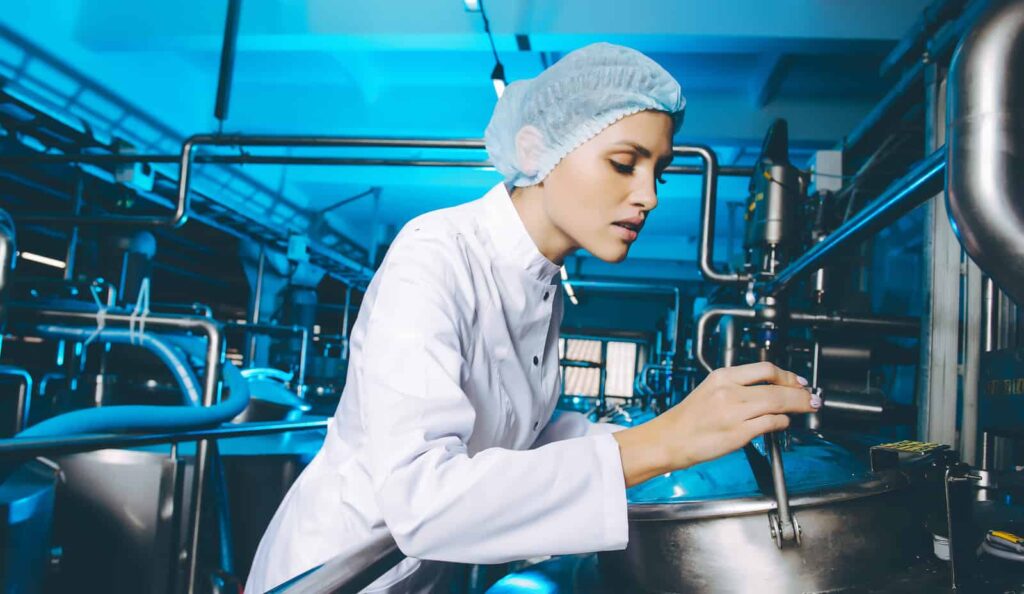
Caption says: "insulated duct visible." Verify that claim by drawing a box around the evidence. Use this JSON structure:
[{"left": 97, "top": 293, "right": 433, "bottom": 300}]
[{"left": 947, "top": 0, "right": 1024, "bottom": 305}]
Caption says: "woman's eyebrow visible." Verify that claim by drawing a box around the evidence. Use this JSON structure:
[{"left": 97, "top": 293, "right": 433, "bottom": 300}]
[{"left": 611, "top": 141, "right": 652, "bottom": 158}]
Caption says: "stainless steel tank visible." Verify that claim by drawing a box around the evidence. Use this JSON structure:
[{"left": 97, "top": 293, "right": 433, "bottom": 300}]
[
  {"left": 49, "top": 427, "right": 326, "bottom": 592},
  {"left": 599, "top": 431, "right": 932, "bottom": 593}
]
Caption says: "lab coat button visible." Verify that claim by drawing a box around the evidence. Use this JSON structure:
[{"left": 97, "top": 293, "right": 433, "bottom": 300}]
[
  {"left": 533, "top": 421, "right": 539, "bottom": 431},
  {"left": 543, "top": 291, "right": 549, "bottom": 301},
  {"left": 533, "top": 356, "right": 539, "bottom": 366}
]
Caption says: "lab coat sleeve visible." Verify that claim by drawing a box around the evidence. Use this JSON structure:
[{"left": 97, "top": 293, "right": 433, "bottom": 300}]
[
  {"left": 360, "top": 230, "right": 629, "bottom": 564},
  {"left": 532, "top": 410, "right": 626, "bottom": 448}
]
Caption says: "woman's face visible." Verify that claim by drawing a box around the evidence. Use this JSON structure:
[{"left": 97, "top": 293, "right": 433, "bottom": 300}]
[{"left": 540, "top": 110, "right": 675, "bottom": 263}]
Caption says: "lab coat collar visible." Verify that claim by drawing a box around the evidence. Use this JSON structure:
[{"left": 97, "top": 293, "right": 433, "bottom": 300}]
[{"left": 481, "top": 183, "right": 562, "bottom": 284}]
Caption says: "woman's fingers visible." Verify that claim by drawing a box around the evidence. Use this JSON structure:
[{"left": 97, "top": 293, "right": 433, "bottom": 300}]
[
  {"left": 715, "top": 361, "right": 806, "bottom": 389},
  {"left": 741, "top": 414, "right": 791, "bottom": 439},
  {"left": 736, "top": 385, "right": 818, "bottom": 419}
]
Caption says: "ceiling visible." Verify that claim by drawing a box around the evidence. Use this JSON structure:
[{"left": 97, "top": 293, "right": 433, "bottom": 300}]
[{"left": 0, "top": 0, "right": 934, "bottom": 277}]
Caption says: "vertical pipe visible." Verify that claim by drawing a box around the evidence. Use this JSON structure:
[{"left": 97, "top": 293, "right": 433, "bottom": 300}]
[
  {"left": 718, "top": 315, "right": 737, "bottom": 368},
  {"left": 64, "top": 173, "right": 84, "bottom": 281},
  {"left": 961, "top": 258, "right": 983, "bottom": 464},
  {"left": 983, "top": 277, "right": 996, "bottom": 352},
  {"left": 807, "top": 341, "right": 822, "bottom": 432},
  {"left": 247, "top": 247, "right": 265, "bottom": 366},
  {"left": 188, "top": 323, "right": 225, "bottom": 594},
  {"left": 918, "top": 61, "right": 959, "bottom": 446},
  {"left": 598, "top": 340, "right": 608, "bottom": 414},
  {"left": 210, "top": 442, "right": 235, "bottom": 576},
  {"left": 296, "top": 327, "right": 308, "bottom": 398},
  {"left": 341, "top": 285, "right": 352, "bottom": 360},
  {"left": 214, "top": 0, "right": 243, "bottom": 123}
]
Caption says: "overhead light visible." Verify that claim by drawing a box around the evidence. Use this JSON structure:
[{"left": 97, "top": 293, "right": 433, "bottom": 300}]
[
  {"left": 464, "top": 0, "right": 480, "bottom": 11},
  {"left": 491, "top": 63, "right": 506, "bottom": 98},
  {"left": 18, "top": 251, "right": 66, "bottom": 269}
]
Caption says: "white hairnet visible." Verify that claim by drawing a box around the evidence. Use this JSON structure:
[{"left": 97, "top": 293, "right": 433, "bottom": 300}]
[{"left": 485, "top": 42, "right": 685, "bottom": 188}]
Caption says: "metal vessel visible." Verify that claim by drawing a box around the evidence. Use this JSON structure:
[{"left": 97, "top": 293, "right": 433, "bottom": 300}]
[{"left": 598, "top": 431, "right": 933, "bottom": 593}]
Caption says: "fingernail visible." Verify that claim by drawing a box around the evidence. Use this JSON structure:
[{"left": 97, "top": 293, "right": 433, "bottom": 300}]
[
  {"left": 810, "top": 388, "right": 822, "bottom": 409},
  {"left": 796, "top": 375, "right": 809, "bottom": 386}
]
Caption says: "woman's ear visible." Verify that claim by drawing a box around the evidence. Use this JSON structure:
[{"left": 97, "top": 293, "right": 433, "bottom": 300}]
[{"left": 514, "top": 125, "right": 546, "bottom": 179}]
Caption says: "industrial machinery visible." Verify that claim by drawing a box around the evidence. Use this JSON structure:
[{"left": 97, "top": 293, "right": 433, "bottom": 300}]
[{"left": 479, "top": 1, "right": 1024, "bottom": 592}]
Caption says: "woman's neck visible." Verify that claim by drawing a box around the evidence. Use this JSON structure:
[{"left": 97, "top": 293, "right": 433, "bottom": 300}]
[{"left": 509, "top": 185, "right": 577, "bottom": 265}]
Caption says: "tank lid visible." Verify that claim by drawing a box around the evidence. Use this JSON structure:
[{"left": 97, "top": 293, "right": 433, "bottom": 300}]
[{"left": 628, "top": 432, "right": 875, "bottom": 505}]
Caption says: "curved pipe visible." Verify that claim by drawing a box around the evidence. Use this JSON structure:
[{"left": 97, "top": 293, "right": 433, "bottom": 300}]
[
  {"left": 694, "top": 308, "right": 920, "bottom": 373},
  {"left": 947, "top": 0, "right": 1024, "bottom": 305},
  {"left": 32, "top": 325, "right": 202, "bottom": 406},
  {"left": 694, "top": 307, "right": 757, "bottom": 373},
  {"left": 0, "top": 365, "right": 32, "bottom": 434},
  {"left": 16, "top": 337, "right": 248, "bottom": 438},
  {"left": 692, "top": 145, "right": 752, "bottom": 284}
]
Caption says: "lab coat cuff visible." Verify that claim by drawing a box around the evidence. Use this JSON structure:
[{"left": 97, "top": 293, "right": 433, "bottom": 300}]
[{"left": 592, "top": 432, "right": 629, "bottom": 549}]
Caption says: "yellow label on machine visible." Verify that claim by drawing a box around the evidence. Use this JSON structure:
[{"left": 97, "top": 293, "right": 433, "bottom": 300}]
[
  {"left": 875, "top": 440, "right": 944, "bottom": 454},
  {"left": 991, "top": 530, "right": 1024, "bottom": 545}
]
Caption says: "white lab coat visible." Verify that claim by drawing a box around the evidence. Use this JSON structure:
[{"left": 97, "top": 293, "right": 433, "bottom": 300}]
[{"left": 246, "top": 184, "right": 628, "bottom": 593}]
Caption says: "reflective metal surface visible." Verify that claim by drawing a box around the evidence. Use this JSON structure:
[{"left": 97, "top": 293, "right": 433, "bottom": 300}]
[
  {"left": 52, "top": 449, "right": 188, "bottom": 594},
  {"left": 947, "top": 0, "right": 1024, "bottom": 305},
  {"left": 601, "top": 433, "right": 931, "bottom": 593}
]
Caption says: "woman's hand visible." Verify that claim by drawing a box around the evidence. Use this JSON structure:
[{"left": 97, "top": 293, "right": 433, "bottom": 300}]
[{"left": 613, "top": 362, "right": 819, "bottom": 487}]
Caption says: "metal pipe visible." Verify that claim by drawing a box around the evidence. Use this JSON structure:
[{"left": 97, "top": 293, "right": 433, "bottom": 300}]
[
  {"left": 213, "top": 0, "right": 243, "bottom": 123},
  {"left": 822, "top": 398, "right": 884, "bottom": 416},
  {"left": 788, "top": 311, "right": 920, "bottom": 335},
  {"left": 296, "top": 327, "right": 308, "bottom": 398},
  {"left": 6, "top": 303, "right": 223, "bottom": 594},
  {"left": 0, "top": 366, "right": 33, "bottom": 435},
  {"left": 0, "top": 210, "right": 15, "bottom": 301},
  {"left": 151, "top": 302, "right": 214, "bottom": 318},
  {"left": 757, "top": 148, "right": 946, "bottom": 298},
  {"left": 0, "top": 152, "right": 754, "bottom": 176},
  {"left": 692, "top": 145, "right": 751, "bottom": 284},
  {"left": 947, "top": 0, "right": 1024, "bottom": 305},
  {"left": 0, "top": 418, "right": 327, "bottom": 460},
  {"left": 694, "top": 307, "right": 757, "bottom": 373},
  {"left": 247, "top": 246, "right": 265, "bottom": 366},
  {"left": 878, "top": 0, "right": 966, "bottom": 78},
  {"left": 209, "top": 442, "right": 235, "bottom": 576},
  {"left": 983, "top": 277, "right": 996, "bottom": 352},
  {"left": 341, "top": 285, "right": 353, "bottom": 360},
  {"left": 718, "top": 315, "right": 738, "bottom": 368},
  {"left": 8, "top": 305, "right": 223, "bottom": 405},
  {"left": 63, "top": 173, "right": 83, "bottom": 281},
  {"left": 13, "top": 166, "right": 189, "bottom": 227},
  {"left": 267, "top": 531, "right": 403, "bottom": 594}
]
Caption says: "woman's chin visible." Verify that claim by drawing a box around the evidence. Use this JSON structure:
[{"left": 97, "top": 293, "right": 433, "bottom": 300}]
[{"left": 587, "top": 243, "right": 631, "bottom": 264}]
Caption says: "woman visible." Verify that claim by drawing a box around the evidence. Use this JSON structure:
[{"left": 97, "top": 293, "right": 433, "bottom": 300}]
[{"left": 246, "top": 43, "right": 818, "bottom": 593}]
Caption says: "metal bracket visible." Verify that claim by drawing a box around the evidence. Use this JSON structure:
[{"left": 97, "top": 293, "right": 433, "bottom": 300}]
[{"left": 768, "top": 508, "right": 802, "bottom": 548}]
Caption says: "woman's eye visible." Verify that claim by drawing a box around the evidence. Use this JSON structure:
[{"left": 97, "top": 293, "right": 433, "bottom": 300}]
[{"left": 610, "top": 160, "right": 635, "bottom": 175}]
